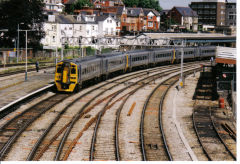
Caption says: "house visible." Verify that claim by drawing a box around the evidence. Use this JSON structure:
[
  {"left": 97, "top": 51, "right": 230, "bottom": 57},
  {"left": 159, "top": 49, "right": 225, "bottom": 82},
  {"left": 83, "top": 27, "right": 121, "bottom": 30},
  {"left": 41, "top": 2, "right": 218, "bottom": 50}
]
[
  {"left": 142, "top": 8, "right": 160, "bottom": 31},
  {"left": 92, "top": 0, "right": 124, "bottom": 8},
  {"left": 74, "top": 6, "right": 122, "bottom": 36},
  {"left": 97, "top": 15, "right": 118, "bottom": 36},
  {"left": 121, "top": 7, "right": 145, "bottom": 33},
  {"left": 168, "top": 7, "right": 198, "bottom": 32},
  {"left": 41, "top": 13, "right": 118, "bottom": 48},
  {"left": 43, "top": 0, "right": 64, "bottom": 13}
]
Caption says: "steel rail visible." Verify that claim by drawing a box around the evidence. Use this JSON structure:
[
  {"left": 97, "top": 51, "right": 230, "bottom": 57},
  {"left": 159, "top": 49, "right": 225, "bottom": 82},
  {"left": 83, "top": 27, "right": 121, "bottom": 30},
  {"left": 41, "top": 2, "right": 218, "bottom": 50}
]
[
  {"left": 28, "top": 65, "right": 167, "bottom": 161},
  {"left": 192, "top": 105, "right": 212, "bottom": 161},
  {"left": 54, "top": 64, "right": 197, "bottom": 161},
  {"left": 0, "top": 94, "right": 69, "bottom": 160},
  {"left": 90, "top": 66, "right": 200, "bottom": 161},
  {"left": 61, "top": 65, "right": 197, "bottom": 161},
  {"left": 209, "top": 107, "right": 236, "bottom": 160}
]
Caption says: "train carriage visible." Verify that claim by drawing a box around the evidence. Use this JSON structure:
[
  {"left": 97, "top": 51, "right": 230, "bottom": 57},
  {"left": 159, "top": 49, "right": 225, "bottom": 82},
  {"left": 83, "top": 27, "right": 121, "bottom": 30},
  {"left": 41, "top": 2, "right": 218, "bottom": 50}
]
[
  {"left": 200, "top": 46, "right": 216, "bottom": 59},
  {"left": 153, "top": 49, "right": 174, "bottom": 64},
  {"left": 129, "top": 50, "right": 150, "bottom": 69},
  {"left": 99, "top": 52, "right": 126, "bottom": 74},
  {"left": 55, "top": 46, "right": 216, "bottom": 92}
]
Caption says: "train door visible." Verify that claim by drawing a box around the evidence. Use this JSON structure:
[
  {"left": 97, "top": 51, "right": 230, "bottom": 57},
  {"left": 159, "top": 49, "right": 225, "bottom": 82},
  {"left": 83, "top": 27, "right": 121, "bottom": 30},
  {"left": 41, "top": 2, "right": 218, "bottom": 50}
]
[{"left": 61, "top": 63, "right": 71, "bottom": 89}]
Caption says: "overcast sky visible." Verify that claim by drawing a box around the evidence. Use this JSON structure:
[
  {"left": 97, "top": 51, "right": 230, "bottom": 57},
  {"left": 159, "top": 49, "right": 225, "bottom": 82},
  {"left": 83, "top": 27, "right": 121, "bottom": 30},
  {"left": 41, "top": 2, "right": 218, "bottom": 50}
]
[{"left": 159, "top": 0, "right": 237, "bottom": 10}]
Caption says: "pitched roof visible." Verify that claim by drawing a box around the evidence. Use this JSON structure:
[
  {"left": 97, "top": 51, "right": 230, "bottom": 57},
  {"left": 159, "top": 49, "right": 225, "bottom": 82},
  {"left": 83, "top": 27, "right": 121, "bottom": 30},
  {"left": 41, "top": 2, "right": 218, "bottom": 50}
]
[
  {"left": 174, "top": 7, "right": 198, "bottom": 17},
  {"left": 126, "top": 7, "right": 143, "bottom": 17},
  {"left": 55, "top": 14, "right": 75, "bottom": 24},
  {"left": 143, "top": 8, "right": 160, "bottom": 16}
]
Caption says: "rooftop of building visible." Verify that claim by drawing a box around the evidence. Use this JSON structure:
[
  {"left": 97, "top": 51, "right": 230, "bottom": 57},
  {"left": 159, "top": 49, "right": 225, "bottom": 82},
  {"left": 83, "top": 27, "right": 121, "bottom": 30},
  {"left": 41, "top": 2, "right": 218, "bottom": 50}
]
[{"left": 173, "top": 6, "right": 198, "bottom": 17}]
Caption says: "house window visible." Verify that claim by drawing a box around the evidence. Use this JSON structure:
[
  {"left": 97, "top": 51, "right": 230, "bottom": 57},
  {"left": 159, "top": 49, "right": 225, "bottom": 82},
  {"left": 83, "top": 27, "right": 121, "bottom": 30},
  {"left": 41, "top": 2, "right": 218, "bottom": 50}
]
[
  {"left": 80, "top": 26, "right": 82, "bottom": 31},
  {"left": 148, "top": 16, "right": 153, "bottom": 19},
  {"left": 229, "top": 15, "right": 234, "bottom": 20},
  {"left": 148, "top": 22, "right": 153, "bottom": 27},
  {"left": 92, "top": 26, "right": 94, "bottom": 30},
  {"left": 52, "top": 25, "right": 56, "bottom": 31},
  {"left": 53, "top": 36, "right": 55, "bottom": 42},
  {"left": 69, "top": 27, "right": 72, "bottom": 30},
  {"left": 110, "top": 20, "right": 112, "bottom": 23}
]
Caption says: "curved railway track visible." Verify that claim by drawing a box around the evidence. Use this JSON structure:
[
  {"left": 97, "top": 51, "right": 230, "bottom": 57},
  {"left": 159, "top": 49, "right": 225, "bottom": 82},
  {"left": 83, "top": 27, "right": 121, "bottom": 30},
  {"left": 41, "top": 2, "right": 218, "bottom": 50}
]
[
  {"left": 25, "top": 64, "right": 181, "bottom": 161},
  {"left": 210, "top": 108, "right": 236, "bottom": 160},
  {"left": 192, "top": 105, "right": 235, "bottom": 161},
  {"left": 1, "top": 61, "right": 228, "bottom": 161},
  {"left": 0, "top": 94, "right": 69, "bottom": 160},
  {"left": 89, "top": 66, "right": 200, "bottom": 161}
]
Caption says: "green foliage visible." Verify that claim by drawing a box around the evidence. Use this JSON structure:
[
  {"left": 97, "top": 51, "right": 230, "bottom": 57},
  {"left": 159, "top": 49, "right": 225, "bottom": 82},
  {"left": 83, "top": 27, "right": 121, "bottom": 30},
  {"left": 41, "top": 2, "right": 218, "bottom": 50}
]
[
  {"left": 123, "top": 0, "right": 139, "bottom": 7},
  {"left": 65, "top": 0, "right": 93, "bottom": 14},
  {"left": 85, "top": 46, "right": 95, "bottom": 56},
  {"left": 101, "top": 48, "right": 116, "bottom": 54},
  {"left": 123, "top": 0, "right": 162, "bottom": 12},
  {"left": 0, "top": 0, "right": 45, "bottom": 50}
]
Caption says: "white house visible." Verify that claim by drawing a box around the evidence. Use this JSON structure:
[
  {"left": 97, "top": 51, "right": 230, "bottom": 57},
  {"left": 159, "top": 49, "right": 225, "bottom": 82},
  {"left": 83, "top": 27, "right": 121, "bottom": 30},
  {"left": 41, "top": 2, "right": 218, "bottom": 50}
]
[
  {"left": 41, "top": 15, "right": 61, "bottom": 47},
  {"left": 97, "top": 15, "right": 118, "bottom": 37},
  {"left": 42, "top": 14, "right": 118, "bottom": 48},
  {"left": 44, "top": 0, "right": 64, "bottom": 13}
]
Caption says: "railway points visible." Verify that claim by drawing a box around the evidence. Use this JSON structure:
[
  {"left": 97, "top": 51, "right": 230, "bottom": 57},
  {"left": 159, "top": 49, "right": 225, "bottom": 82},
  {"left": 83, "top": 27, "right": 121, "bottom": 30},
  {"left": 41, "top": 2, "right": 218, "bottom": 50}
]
[{"left": 0, "top": 46, "right": 236, "bottom": 161}]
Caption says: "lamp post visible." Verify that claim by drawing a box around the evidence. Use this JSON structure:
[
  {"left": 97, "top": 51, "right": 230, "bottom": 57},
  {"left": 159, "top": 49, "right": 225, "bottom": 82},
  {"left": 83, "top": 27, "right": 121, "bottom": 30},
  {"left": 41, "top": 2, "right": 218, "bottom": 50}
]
[{"left": 179, "top": 39, "right": 185, "bottom": 89}]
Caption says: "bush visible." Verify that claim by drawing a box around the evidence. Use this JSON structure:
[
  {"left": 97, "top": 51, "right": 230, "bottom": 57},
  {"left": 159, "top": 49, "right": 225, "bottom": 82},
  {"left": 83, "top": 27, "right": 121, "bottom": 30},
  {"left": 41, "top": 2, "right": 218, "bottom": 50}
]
[
  {"left": 101, "top": 48, "right": 116, "bottom": 54},
  {"left": 85, "top": 46, "right": 95, "bottom": 56}
]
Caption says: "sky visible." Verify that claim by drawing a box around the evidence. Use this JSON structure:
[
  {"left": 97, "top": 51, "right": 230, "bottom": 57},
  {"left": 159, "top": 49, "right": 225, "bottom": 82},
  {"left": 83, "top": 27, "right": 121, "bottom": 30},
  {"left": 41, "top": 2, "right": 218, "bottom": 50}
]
[{"left": 159, "top": 0, "right": 237, "bottom": 10}]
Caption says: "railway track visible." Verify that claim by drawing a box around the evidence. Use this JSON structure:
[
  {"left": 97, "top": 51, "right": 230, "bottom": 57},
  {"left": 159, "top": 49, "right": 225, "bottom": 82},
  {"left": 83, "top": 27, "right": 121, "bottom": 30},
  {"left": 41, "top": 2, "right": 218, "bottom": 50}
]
[
  {"left": 0, "top": 93, "right": 69, "bottom": 160},
  {"left": 89, "top": 66, "right": 200, "bottom": 161},
  {"left": 0, "top": 61, "right": 224, "bottom": 161},
  {"left": 210, "top": 108, "right": 236, "bottom": 160},
  {"left": 192, "top": 68, "right": 235, "bottom": 161},
  {"left": 25, "top": 64, "right": 180, "bottom": 161},
  {"left": 193, "top": 105, "right": 235, "bottom": 161}
]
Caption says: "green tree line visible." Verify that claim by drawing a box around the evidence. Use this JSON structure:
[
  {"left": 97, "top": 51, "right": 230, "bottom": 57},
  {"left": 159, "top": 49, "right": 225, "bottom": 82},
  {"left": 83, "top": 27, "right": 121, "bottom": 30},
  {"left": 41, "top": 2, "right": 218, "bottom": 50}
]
[
  {"left": 65, "top": 0, "right": 162, "bottom": 14},
  {"left": 123, "top": 0, "right": 162, "bottom": 12}
]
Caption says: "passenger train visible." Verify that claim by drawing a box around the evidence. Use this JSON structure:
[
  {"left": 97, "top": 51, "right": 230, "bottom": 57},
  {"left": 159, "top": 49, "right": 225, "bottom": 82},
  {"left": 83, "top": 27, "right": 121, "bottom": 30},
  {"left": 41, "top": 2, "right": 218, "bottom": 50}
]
[{"left": 55, "top": 46, "right": 216, "bottom": 92}]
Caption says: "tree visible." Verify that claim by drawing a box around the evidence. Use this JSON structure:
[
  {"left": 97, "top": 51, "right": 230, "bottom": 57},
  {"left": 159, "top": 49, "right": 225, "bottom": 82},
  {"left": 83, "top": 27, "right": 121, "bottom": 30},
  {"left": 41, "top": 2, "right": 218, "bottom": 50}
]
[
  {"left": 0, "top": 0, "right": 45, "bottom": 49},
  {"left": 123, "top": 0, "right": 139, "bottom": 7},
  {"left": 123, "top": 0, "right": 162, "bottom": 12},
  {"left": 65, "top": 0, "right": 93, "bottom": 14}
]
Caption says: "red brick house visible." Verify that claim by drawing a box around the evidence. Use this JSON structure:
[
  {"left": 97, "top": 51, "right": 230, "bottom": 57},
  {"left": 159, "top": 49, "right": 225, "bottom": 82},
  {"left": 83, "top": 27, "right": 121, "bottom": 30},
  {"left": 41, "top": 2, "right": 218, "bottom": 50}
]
[
  {"left": 167, "top": 7, "right": 198, "bottom": 32},
  {"left": 121, "top": 7, "right": 145, "bottom": 32},
  {"left": 143, "top": 8, "right": 160, "bottom": 31}
]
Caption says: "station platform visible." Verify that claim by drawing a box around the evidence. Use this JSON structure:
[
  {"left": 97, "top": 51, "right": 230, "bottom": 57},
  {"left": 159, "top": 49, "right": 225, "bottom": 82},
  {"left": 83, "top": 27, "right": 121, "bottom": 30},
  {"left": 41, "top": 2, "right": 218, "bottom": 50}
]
[{"left": 0, "top": 68, "right": 55, "bottom": 108}]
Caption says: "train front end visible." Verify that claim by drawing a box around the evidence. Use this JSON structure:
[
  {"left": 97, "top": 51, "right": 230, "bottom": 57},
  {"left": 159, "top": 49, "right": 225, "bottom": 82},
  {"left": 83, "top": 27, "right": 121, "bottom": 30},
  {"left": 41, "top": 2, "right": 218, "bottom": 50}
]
[{"left": 55, "top": 61, "right": 78, "bottom": 92}]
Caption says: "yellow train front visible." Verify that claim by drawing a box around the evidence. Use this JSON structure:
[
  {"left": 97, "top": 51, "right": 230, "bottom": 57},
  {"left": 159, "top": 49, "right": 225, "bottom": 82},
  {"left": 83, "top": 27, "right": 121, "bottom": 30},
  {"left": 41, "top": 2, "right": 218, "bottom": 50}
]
[{"left": 55, "top": 61, "right": 78, "bottom": 92}]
